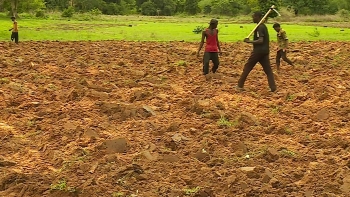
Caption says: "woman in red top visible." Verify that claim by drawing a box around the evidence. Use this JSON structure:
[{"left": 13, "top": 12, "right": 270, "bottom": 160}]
[{"left": 197, "top": 19, "right": 222, "bottom": 75}]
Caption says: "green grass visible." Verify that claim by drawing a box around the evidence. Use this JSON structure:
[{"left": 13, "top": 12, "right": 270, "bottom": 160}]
[{"left": 0, "top": 13, "right": 349, "bottom": 42}]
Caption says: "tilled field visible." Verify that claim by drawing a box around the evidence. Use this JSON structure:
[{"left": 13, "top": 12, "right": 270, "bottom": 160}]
[{"left": 0, "top": 41, "right": 350, "bottom": 197}]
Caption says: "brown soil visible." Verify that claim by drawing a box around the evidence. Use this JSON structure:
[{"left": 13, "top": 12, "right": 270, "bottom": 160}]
[{"left": 0, "top": 41, "right": 350, "bottom": 197}]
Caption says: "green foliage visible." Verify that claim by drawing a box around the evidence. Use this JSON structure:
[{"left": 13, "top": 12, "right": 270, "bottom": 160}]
[
  {"left": 141, "top": 1, "right": 157, "bottom": 15},
  {"left": 62, "top": 6, "right": 74, "bottom": 17},
  {"left": 184, "top": 0, "right": 200, "bottom": 14},
  {"left": 35, "top": 9, "right": 46, "bottom": 17},
  {"left": 308, "top": 28, "right": 320, "bottom": 37},
  {"left": 193, "top": 25, "right": 205, "bottom": 34},
  {"left": 258, "top": 0, "right": 280, "bottom": 18},
  {"left": 89, "top": 8, "right": 102, "bottom": 15},
  {"left": 338, "top": 8, "right": 350, "bottom": 19}
]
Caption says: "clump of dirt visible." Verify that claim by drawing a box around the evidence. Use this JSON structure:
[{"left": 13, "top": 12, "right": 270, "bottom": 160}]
[{"left": 0, "top": 41, "right": 350, "bottom": 197}]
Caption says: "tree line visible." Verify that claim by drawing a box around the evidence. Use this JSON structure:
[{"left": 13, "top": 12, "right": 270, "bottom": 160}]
[{"left": 1, "top": 0, "right": 350, "bottom": 17}]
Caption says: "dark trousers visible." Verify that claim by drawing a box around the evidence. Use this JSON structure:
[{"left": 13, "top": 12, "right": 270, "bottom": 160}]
[
  {"left": 276, "top": 49, "right": 293, "bottom": 69},
  {"left": 237, "top": 52, "right": 276, "bottom": 92},
  {"left": 11, "top": 32, "right": 19, "bottom": 44},
  {"left": 203, "top": 52, "right": 219, "bottom": 75}
]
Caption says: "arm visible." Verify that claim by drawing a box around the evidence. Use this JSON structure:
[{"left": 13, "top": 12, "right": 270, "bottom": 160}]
[
  {"left": 197, "top": 31, "right": 206, "bottom": 56},
  {"left": 246, "top": 37, "right": 263, "bottom": 44},
  {"left": 216, "top": 29, "right": 221, "bottom": 52}
]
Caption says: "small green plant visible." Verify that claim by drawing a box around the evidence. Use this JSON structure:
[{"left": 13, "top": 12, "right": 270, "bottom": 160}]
[
  {"left": 0, "top": 78, "right": 10, "bottom": 84},
  {"left": 280, "top": 148, "right": 297, "bottom": 157},
  {"left": 112, "top": 192, "right": 125, "bottom": 197},
  {"left": 308, "top": 28, "right": 320, "bottom": 37},
  {"left": 50, "top": 180, "right": 67, "bottom": 191},
  {"left": 35, "top": 9, "right": 46, "bottom": 18},
  {"left": 271, "top": 106, "right": 280, "bottom": 114},
  {"left": 192, "top": 25, "right": 205, "bottom": 34},
  {"left": 62, "top": 6, "right": 74, "bottom": 18},
  {"left": 286, "top": 94, "right": 295, "bottom": 101},
  {"left": 284, "top": 127, "right": 293, "bottom": 135},
  {"left": 217, "top": 116, "right": 236, "bottom": 127},
  {"left": 183, "top": 186, "right": 200, "bottom": 195},
  {"left": 177, "top": 60, "right": 187, "bottom": 66},
  {"left": 50, "top": 179, "right": 76, "bottom": 193}
]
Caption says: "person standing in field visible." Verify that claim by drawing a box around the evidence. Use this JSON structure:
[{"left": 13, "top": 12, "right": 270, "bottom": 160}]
[
  {"left": 237, "top": 11, "right": 276, "bottom": 92},
  {"left": 273, "top": 23, "right": 294, "bottom": 72},
  {"left": 197, "top": 19, "right": 221, "bottom": 75},
  {"left": 9, "top": 16, "right": 19, "bottom": 44}
]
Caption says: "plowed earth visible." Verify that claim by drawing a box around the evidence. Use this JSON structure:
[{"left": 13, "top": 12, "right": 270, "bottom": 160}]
[{"left": 0, "top": 41, "right": 350, "bottom": 197}]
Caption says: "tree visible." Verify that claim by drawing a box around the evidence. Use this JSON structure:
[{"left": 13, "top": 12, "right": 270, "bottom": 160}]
[
  {"left": 198, "top": 0, "right": 212, "bottom": 14},
  {"left": 258, "top": 0, "right": 280, "bottom": 18},
  {"left": 184, "top": 0, "right": 200, "bottom": 14},
  {"left": 11, "top": 0, "right": 19, "bottom": 17},
  {"left": 141, "top": 0, "right": 156, "bottom": 15},
  {"left": 151, "top": 0, "right": 175, "bottom": 15}
]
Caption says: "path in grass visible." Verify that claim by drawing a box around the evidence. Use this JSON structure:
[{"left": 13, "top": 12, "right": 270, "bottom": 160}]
[{"left": 0, "top": 16, "right": 349, "bottom": 42}]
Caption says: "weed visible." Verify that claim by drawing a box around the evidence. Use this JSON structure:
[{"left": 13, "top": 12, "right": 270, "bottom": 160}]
[
  {"left": 183, "top": 186, "right": 200, "bottom": 195},
  {"left": 50, "top": 180, "right": 67, "bottom": 191},
  {"left": 159, "top": 76, "right": 167, "bottom": 82},
  {"left": 0, "top": 78, "right": 10, "bottom": 84},
  {"left": 280, "top": 148, "right": 297, "bottom": 157},
  {"left": 112, "top": 192, "right": 125, "bottom": 197},
  {"left": 271, "top": 106, "right": 280, "bottom": 114},
  {"left": 217, "top": 116, "right": 236, "bottom": 128},
  {"left": 192, "top": 25, "right": 205, "bottom": 34},
  {"left": 286, "top": 94, "right": 295, "bottom": 101},
  {"left": 177, "top": 60, "right": 187, "bottom": 67},
  {"left": 284, "top": 127, "right": 293, "bottom": 135},
  {"left": 308, "top": 28, "right": 320, "bottom": 37}
]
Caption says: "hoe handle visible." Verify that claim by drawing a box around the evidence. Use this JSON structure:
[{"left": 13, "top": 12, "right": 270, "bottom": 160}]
[{"left": 246, "top": 5, "right": 276, "bottom": 39}]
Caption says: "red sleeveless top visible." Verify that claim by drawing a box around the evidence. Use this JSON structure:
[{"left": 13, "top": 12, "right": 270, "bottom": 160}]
[{"left": 205, "top": 28, "right": 218, "bottom": 52}]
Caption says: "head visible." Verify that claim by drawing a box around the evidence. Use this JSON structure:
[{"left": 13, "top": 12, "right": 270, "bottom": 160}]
[
  {"left": 273, "top": 23, "right": 281, "bottom": 32},
  {"left": 209, "top": 19, "right": 218, "bottom": 29},
  {"left": 252, "top": 11, "right": 263, "bottom": 23},
  {"left": 11, "top": 16, "right": 15, "bottom": 21}
]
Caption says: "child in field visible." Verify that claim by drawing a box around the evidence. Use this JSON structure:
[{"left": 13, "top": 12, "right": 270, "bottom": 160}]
[
  {"left": 9, "top": 16, "right": 19, "bottom": 44},
  {"left": 273, "top": 23, "right": 294, "bottom": 71},
  {"left": 197, "top": 19, "right": 221, "bottom": 75}
]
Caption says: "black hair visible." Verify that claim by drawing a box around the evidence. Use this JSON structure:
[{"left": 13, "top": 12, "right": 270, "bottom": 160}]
[
  {"left": 253, "top": 11, "right": 263, "bottom": 18},
  {"left": 273, "top": 23, "right": 280, "bottom": 28}
]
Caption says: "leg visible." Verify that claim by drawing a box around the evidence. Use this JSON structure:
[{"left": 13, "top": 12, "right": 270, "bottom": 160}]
[
  {"left": 281, "top": 50, "right": 293, "bottom": 66},
  {"left": 15, "top": 32, "right": 19, "bottom": 44},
  {"left": 237, "top": 52, "right": 260, "bottom": 88},
  {"left": 11, "top": 32, "right": 14, "bottom": 41},
  {"left": 14, "top": 32, "right": 19, "bottom": 44},
  {"left": 259, "top": 54, "right": 277, "bottom": 92},
  {"left": 276, "top": 50, "right": 282, "bottom": 71},
  {"left": 203, "top": 52, "right": 211, "bottom": 75},
  {"left": 211, "top": 53, "right": 219, "bottom": 73}
]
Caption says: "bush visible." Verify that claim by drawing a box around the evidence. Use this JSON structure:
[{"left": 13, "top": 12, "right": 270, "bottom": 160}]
[
  {"left": 338, "top": 9, "right": 350, "bottom": 20},
  {"left": 193, "top": 25, "right": 205, "bottom": 34},
  {"left": 88, "top": 8, "right": 102, "bottom": 16},
  {"left": 35, "top": 9, "right": 46, "bottom": 18},
  {"left": 62, "top": 6, "right": 74, "bottom": 17}
]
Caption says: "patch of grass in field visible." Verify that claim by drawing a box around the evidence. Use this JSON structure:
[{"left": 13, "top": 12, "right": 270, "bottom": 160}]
[{"left": 0, "top": 13, "right": 349, "bottom": 42}]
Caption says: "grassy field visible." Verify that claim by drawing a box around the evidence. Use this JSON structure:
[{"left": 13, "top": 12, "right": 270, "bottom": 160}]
[{"left": 0, "top": 14, "right": 349, "bottom": 42}]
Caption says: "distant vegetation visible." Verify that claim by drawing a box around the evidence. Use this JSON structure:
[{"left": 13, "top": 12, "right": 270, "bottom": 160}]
[{"left": 1, "top": 0, "right": 350, "bottom": 19}]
